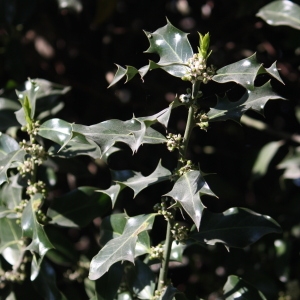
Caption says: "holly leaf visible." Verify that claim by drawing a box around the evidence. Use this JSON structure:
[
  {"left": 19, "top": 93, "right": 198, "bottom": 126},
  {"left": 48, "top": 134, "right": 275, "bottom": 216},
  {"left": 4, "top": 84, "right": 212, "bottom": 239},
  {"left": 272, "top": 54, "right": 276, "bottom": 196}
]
[
  {"left": 0, "top": 218, "right": 24, "bottom": 265},
  {"left": 0, "top": 175, "right": 23, "bottom": 211},
  {"left": 256, "top": 0, "right": 300, "bottom": 30},
  {"left": 223, "top": 275, "right": 266, "bottom": 299},
  {"left": 144, "top": 18, "right": 193, "bottom": 77},
  {"left": 21, "top": 194, "right": 54, "bottom": 258},
  {"left": 114, "top": 160, "right": 171, "bottom": 197},
  {"left": 207, "top": 81, "right": 285, "bottom": 123},
  {"left": 33, "top": 259, "right": 67, "bottom": 300},
  {"left": 96, "top": 183, "right": 122, "bottom": 208},
  {"left": 47, "top": 187, "right": 111, "bottom": 227},
  {"left": 89, "top": 214, "right": 156, "bottom": 280},
  {"left": 108, "top": 20, "right": 192, "bottom": 86},
  {"left": 190, "top": 207, "right": 281, "bottom": 248},
  {"left": 212, "top": 53, "right": 284, "bottom": 89},
  {"left": 72, "top": 118, "right": 165, "bottom": 156},
  {"left": 99, "top": 213, "right": 151, "bottom": 257},
  {"left": 0, "top": 133, "right": 20, "bottom": 160},
  {"left": 127, "top": 260, "right": 155, "bottom": 300},
  {"left": 0, "top": 149, "right": 26, "bottom": 185},
  {"left": 165, "top": 170, "right": 216, "bottom": 230}
]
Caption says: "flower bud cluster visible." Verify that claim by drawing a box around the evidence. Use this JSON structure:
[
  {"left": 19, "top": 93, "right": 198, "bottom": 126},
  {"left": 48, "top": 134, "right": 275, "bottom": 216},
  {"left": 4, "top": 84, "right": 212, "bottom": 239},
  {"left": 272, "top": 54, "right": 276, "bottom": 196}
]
[
  {"left": 36, "top": 209, "right": 50, "bottom": 224},
  {"left": 14, "top": 200, "right": 29, "bottom": 219},
  {"left": 149, "top": 243, "right": 164, "bottom": 260},
  {"left": 179, "top": 93, "right": 191, "bottom": 104},
  {"left": 153, "top": 198, "right": 173, "bottom": 222},
  {"left": 151, "top": 287, "right": 166, "bottom": 300},
  {"left": 21, "top": 121, "right": 40, "bottom": 137},
  {"left": 26, "top": 180, "right": 47, "bottom": 197},
  {"left": 176, "top": 160, "right": 196, "bottom": 177},
  {"left": 182, "top": 54, "right": 215, "bottom": 84},
  {"left": 196, "top": 112, "right": 209, "bottom": 131},
  {"left": 171, "top": 223, "right": 189, "bottom": 244},
  {"left": 1, "top": 268, "right": 26, "bottom": 283},
  {"left": 166, "top": 133, "right": 183, "bottom": 152}
]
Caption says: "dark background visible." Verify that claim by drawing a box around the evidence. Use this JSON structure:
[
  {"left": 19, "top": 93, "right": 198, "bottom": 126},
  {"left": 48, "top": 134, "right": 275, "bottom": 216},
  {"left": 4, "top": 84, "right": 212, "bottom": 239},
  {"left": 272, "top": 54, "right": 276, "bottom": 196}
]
[{"left": 1, "top": 0, "right": 300, "bottom": 299}]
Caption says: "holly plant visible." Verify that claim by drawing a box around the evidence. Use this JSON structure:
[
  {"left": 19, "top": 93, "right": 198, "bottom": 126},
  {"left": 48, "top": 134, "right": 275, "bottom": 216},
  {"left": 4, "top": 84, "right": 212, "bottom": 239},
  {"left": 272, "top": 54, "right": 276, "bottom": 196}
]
[{"left": 0, "top": 20, "right": 284, "bottom": 299}]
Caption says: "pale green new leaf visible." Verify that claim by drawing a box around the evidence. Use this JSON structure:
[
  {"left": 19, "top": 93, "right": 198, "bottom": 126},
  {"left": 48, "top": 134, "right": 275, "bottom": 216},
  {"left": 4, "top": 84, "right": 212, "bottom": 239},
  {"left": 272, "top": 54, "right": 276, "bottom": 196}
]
[
  {"left": 257, "top": 0, "right": 300, "bottom": 30},
  {"left": 114, "top": 160, "right": 171, "bottom": 197},
  {"left": 207, "top": 81, "right": 285, "bottom": 123},
  {"left": 212, "top": 53, "right": 284, "bottom": 89},
  {"left": 89, "top": 214, "right": 156, "bottom": 280},
  {"left": 21, "top": 194, "right": 54, "bottom": 258},
  {"left": 165, "top": 170, "right": 216, "bottom": 230},
  {"left": 223, "top": 275, "right": 266, "bottom": 299},
  {"left": 0, "top": 218, "right": 24, "bottom": 265},
  {"left": 0, "top": 149, "right": 26, "bottom": 185},
  {"left": 190, "top": 208, "right": 281, "bottom": 248}
]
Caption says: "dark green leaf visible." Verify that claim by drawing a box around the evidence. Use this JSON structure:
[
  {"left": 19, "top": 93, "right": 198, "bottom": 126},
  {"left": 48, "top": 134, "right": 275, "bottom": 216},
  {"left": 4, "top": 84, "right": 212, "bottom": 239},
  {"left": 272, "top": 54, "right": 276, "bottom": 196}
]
[
  {"left": 212, "top": 54, "right": 283, "bottom": 89},
  {"left": 93, "top": 262, "right": 123, "bottom": 300},
  {"left": 222, "top": 275, "right": 266, "bottom": 299},
  {"left": 170, "top": 241, "right": 186, "bottom": 262},
  {"left": 160, "top": 285, "right": 188, "bottom": 300},
  {"left": 165, "top": 170, "right": 216, "bottom": 230},
  {"left": 144, "top": 19, "right": 193, "bottom": 77},
  {"left": 0, "top": 149, "right": 26, "bottom": 185},
  {"left": 97, "top": 183, "right": 123, "bottom": 208},
  {"left": 107, "top": 64, "right": 139, "bottom": 88},
  {"left": 114, "top": 160, "right": 171, "bottom": 197},
  {"left": 190, "top": 207, "right": 281, "bottom": 248},
  {"left": 129, "top": 260, "right": 155, "bottom": 300},
  {"left": 47, "top": 187, "right": 111, "bottom": 227},
  {"left": 0, "top": 176, "right": 23, "bottom": 211},
  {"left": 89, "top": 214, "right": 156, "bottom": 280},
  {"left": 33, "top": 259, "right": 67, "bottom": 300},
  {"left": 21, "top": 194, "right": 54, "bottom": 257},
  {"left": 45, "top": 226, "right": 79, "bottom": 266},
  {"left": 256, "top": 0, "right": 300, "bottom": 30},
  {"left": 0, "top": 218, "right": 24, "bottom": 265},
  {"left": 99, "top": 213, "right": 151, "bottom": 256},
  {"left": 207, "top": 81, "right": 285, "bottom": 123}
]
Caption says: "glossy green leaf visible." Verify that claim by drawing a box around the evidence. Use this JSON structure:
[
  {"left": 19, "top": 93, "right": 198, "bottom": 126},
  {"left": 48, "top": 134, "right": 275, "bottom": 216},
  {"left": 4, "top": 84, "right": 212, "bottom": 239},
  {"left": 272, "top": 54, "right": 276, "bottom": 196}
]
[
  {"left": 117, "top": 292, "right": 132, "bottom": 300},
  {"left": 170, "top": 241, "right": 186, "bottom": 262},
  {"left": 97, "top": 183, "right": 122, "bottom": 208},
  {"left": 0, "top": 218, "right": 24, "bottom": 265},
  {"left": 190, "top": 207, "right": 281, "bottom": 248},
  {"left": 39, "top": 118, "right": 73, "bottom": 150},
  {"left": 165, "top": 170, "right": 216, "bottom": 230},
  {"left": 89, "top": 214, "right": 156, "bottom": 280},
  {"left": 0, "top": 176, "right": 23, "bottom": 211},
  {"left": 0, "top": 97, "right": 21, "bottom": 111},
  {"left": 144, "top": 19, "right": 193, "bottom": 77},
  {"left": 251, "top": 140, "right": 284, "bottom": 180},
  {"left": 207, "top": 81, "right": 285, "bottom": 123},
  {"left": 21, "top": 194, "right": 54, "bottom": 257},
  {"left": 108, "top": 20, "right": 192, "bottom": 86},
  {"left": 0, "top": 133, "right": 20, "bottom": 160},
  {"left": 33, "top": 259, "right": 67, "bottom": 300},
  {"left": 107, "top": 64, "right": 139, "bottom": 88},
  {"left": 128, "top": 260, "right": 155, "bottom": 300},
  {"left": 0, "top": 149, "right": 26, "bottom": 185},
  {"left": 47, "top": 187, "right": 111, "bottom": 227},
  {"left": 93, "top": 262, "right": 123, "bottom": 300},
  {"left": 114, "top": 160, "right": 171, "bottom": 197},
  {"left": 99, "top": 213, "right": 151, "bottom": 257},
  {"left": 73, "top": 118, "right": 166, "bottom": 156},
  {"left": 223, "top": 275, "right": 266, "bottom": 299},
  {"left": 257, "top": 0, "right": 300, "bottom": 30},
  {"left": 212, "top": 54, "right": 284, "bottom": 89}
]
